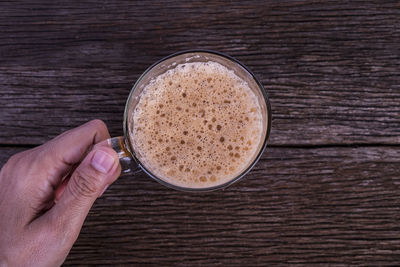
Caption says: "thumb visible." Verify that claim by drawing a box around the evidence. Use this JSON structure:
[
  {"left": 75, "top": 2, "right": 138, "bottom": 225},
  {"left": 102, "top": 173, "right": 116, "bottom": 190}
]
[{"left": 49, "top": 146, "right": 121, "bottom": 236}]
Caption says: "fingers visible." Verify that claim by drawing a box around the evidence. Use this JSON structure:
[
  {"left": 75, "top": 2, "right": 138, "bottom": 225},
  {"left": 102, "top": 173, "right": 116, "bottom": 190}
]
[
  {"left": 48, "top": 119, "right": 111, "bottom": 166},
  {"left": 34, "top": 119, "right": 111, "bottom": 186},
  {"left": 46, "top": 145, "right": 121, "bottom": 242}
]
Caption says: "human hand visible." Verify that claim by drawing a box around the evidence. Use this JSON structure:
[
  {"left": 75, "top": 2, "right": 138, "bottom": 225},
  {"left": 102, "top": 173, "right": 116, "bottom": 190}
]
[{"left": 0, "top": 120, "right": 121, "bottom": 266}]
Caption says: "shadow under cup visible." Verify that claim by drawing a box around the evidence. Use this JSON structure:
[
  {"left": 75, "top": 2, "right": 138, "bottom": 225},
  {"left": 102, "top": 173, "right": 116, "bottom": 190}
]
[{"left": 109, "top": 50, "right": 271, "bottom": 192}]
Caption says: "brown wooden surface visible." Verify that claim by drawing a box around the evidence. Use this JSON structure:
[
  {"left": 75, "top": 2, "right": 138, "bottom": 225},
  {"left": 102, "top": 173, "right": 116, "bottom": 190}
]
[
  {"left": 1, "top": 0, "right": 400, "bottom": 265},
  {"left": 1, "top": 146, "right": 400, "bottom": 265}
]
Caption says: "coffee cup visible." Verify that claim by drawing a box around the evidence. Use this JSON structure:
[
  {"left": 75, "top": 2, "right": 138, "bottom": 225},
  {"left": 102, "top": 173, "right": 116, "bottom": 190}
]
[{"left": 106, "top": 50, "right": 271, "bottom": 192}]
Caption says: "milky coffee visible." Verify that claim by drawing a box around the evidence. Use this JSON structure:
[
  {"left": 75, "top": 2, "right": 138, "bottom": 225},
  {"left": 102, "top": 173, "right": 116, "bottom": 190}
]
[{"left": 130, "top": 61, "right": 263, "bottom": 188}]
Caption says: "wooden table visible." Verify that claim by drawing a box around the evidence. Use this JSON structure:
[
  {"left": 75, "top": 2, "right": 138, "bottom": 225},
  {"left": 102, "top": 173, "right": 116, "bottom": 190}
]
[{"left": 1, "top": 1, "right": 400, "bottom": 265}]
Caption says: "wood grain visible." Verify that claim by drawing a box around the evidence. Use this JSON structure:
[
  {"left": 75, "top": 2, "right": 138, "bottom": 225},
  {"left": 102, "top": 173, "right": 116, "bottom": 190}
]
[
  {"left": 2, "top": 146, "right": 400, "bottom": 265},
  {"left": 1, "top": 0, "right": 400, "bottom": 146},
  {"left": 1, "top": 1, "right": 400, "bottom": 265}
]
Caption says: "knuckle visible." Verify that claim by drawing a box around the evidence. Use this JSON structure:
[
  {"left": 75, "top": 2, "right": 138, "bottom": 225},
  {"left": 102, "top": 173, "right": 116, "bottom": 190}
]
[
  {"left": 69, "top": 169, "right": 100, "bottom": 198},
  {"left": 2, "top": 149, "right": 32, "bottom": 177},
  {"left": 89, "top": 119, "right": 107, "bottom": 132},
  {"left": 34, "top": 145, "right": 49, "bottom": 161},
  {"left": 7, "top": 151, "right": 24, "bottom": 165}
]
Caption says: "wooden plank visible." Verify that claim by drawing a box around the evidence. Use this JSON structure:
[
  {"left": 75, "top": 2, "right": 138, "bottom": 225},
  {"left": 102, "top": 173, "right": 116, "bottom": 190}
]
[
  {"left": 2, "top": 146, "right": 400, "bottom": 265},
  {"left": 0, "top": 1, "right": 399, "bottom": 146},
  {"left": 67, "top": 146, "right": 400, "bottom": 266}
]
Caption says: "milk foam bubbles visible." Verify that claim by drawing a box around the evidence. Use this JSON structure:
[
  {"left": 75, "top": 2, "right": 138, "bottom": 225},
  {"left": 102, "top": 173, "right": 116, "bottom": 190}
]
[{"left": 130, "top": 61, "right": 263, "bottom": 188}]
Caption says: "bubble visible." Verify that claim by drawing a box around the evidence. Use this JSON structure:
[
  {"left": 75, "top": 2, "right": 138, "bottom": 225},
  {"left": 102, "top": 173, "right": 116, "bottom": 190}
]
[
  {"left": 131, "top": 61, "right": 263, "bottom": 189},
  {"left": 197, "top": 146, "right": 202, "bottom": 151}
]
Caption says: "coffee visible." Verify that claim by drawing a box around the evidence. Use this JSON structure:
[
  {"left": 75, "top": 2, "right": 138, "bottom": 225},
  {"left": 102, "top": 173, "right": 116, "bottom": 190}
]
[{"left": 129, "top": 61, "right": 263, "bottom": 188}]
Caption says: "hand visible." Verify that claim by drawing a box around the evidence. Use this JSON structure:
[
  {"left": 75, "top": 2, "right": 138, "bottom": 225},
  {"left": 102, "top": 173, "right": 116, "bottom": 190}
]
[{"left": 0, "top": 120, "right": 121, "bottom": 266}]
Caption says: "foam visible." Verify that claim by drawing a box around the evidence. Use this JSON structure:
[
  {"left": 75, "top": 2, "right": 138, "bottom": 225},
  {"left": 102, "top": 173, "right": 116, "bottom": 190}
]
[{"left": 130, "top": 61, "right": 263, "bottom": 188}]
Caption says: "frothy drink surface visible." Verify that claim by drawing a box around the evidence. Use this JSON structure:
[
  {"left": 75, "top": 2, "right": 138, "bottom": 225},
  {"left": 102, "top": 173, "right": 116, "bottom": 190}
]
[{"left": 130, "top": 61, "right": 263, "bottom": 188}]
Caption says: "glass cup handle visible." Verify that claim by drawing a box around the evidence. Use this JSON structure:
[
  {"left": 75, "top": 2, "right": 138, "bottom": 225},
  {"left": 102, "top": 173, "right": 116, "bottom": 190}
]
[{"left": 107, "top": 136, "right": 140, "bottom": 176}]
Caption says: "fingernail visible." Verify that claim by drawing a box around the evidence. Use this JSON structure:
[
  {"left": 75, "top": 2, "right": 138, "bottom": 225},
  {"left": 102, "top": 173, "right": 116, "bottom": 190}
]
[
  {"left": 99, "top": 184, "right": 110, "bottom": 197},
  {"left": 91, "top": 150, "right": 115, "bottom": 174}
]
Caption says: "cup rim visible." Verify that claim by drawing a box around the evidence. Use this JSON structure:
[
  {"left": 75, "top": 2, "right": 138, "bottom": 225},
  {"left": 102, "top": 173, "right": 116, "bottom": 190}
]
[{"left": 123, "top": 49, "right": 272, "bottom": 192}]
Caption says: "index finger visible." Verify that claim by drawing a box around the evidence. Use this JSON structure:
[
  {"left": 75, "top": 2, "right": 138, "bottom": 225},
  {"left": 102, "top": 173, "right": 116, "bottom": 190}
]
[
  {"left": 47, "top": 119, "right": 111, "bottom": 165},
  {"left": 36, "top": 120, "right": 111, "bottom": 183}
]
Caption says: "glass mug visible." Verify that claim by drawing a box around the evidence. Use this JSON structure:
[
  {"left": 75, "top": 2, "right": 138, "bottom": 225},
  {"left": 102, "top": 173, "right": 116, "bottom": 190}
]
[{"left": 107, "top": 50, "right": 271, "bottom": 192}]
